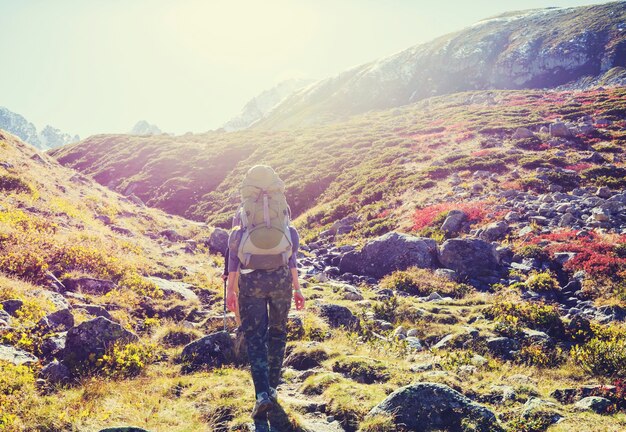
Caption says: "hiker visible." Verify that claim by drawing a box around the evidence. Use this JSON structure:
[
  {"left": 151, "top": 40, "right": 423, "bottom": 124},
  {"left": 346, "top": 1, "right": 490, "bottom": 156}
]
[{"left": 225, "top": 165, "right": 306, "bottom": 425}]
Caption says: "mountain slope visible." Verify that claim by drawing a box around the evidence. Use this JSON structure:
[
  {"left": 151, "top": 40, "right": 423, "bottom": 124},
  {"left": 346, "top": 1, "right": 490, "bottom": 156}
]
[
  {"left": 255, "top": 2, "right": 626, "bottom": 129},
  {"left": 50, "top": 86, "right": 626, "bottom": 241},
  {"left": 222, "top": 78, "right": 314, "bottom": 131}
]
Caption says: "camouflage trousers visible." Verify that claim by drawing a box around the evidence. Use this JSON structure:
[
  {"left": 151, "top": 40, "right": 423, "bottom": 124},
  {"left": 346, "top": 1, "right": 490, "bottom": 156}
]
[{"left": 238, "top": 266, "right": 292, "bottom": 398}]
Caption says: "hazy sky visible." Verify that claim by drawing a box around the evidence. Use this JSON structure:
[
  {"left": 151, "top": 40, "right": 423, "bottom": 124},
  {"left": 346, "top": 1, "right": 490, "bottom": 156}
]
[{"left": 0, "top": 0, "right": 615, "bottom": 138}]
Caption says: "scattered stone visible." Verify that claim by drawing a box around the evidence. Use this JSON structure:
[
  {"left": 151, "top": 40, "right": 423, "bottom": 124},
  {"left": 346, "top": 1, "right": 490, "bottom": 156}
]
[
  {"left": 550, "top": 122, "right": 573, "bottom": 138},
  {"left": 520, "top": 397, "right": 563, "bottom": 426},
  {"left": 37, "top": 308, "right": 74, "bottom": 332},
  {"left": 438, "top": 238, "right": 500, "bottom": 278},
  {"left": 440, "top": 210, "right": 467, "bottom": 234},
  {"left": 366, "top": 382, "right": 502, "bottom": 431},
  {"left": 180, "top": 331, "right": 235, "bottom": 372},
  {"left": 75, "top": 304, "right": 113, "bottom": 320},
  {"left": 207, "top": 228, "right": 229, "bottom": 255},
  {"left": 110, "top": 225, "right": 133, "bottom": 236},
  {"left": 512, "top": 127, "right": 536, "bottom": 139},
  {"left": 479, "top": 221, "right": 509, "bottom": 241},
  {"left": 39, "top": 332, "right": 67, "bottom": 360},
  {"left": 318, "top": 304, "right": 359, "bottom": 330},
  {"left": 62, "top": 277, "right": 116, "bottom": 295},
  {"left": 486, "top": 337, "right": 520, "bottom": 359},
  {"left": 39, "top": 360, "right": 71, "bottom": 385},
  {"left": 160, "top": 229, "right": 184, "bottom": 242},
  {"left": 339, "top": 232, "right": 438, "bottom": 278},
  {"left": 63, "top": 317, "right": 138, "bottom": 369},
  {"left": 574, "top": 396, "right": 612, "bottom": 414},
  {"left": 1, "top": 299, "right": 23, "bottom": 316},
  {"left": 146, "top": 276, "right": 199, "bottom": 302},
  {"left": 0, "top": 344, "right": 38, "bottom": 365}
]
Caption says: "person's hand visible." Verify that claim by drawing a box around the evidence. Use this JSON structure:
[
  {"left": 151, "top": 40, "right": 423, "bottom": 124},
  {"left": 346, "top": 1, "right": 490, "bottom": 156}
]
[
  {"left": 226, "top": 289, "right": 239, "bottom": 314},
  {"left": 293, "top": 290, "right": 305, "bottom": 310}
]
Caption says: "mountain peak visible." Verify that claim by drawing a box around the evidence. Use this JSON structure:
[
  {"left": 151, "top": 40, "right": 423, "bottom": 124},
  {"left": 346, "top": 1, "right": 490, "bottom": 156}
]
[{"left": 130, "top": 120, "right": 162, "bottom": 136}]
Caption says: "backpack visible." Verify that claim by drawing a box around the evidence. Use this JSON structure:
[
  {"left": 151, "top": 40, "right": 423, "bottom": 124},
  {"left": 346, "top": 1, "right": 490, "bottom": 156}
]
[{"left": 235, "top": 165, "right": 293, "bottom": 270}]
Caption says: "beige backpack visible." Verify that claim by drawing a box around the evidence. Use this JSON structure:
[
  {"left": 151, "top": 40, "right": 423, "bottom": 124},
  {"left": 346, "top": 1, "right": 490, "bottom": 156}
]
[{"left": 235, "top": 165, "right": 293, "bottom": 270}]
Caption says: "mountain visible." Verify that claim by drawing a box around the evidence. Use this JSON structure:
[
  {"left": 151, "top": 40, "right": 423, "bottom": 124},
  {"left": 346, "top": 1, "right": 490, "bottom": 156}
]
[
  {"left": 0, "top": 106, "right": 79, "bottom": 150},
  {"left": 0, "top": 107, "right": 79, "bottom": 150},
  {"left": 130, "top": 120, "right": 163, "bottom": 136},
  {"left": 255, "top": 2, "right": 626, "bottom": 129},
  {"left": 222, "top": 78, "right": 314, "bottom": 131}
]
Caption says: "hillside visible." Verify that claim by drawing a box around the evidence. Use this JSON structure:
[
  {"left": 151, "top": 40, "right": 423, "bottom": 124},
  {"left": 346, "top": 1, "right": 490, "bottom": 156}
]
[
  {"left": 254, "top": 2, "right": 626, "bottom": 129},
  {"left": 51, "top": 86, "right": 626, "bottom": 239},
  {"left": 9, "top": 88, "right": 626, "bottom": 432}
]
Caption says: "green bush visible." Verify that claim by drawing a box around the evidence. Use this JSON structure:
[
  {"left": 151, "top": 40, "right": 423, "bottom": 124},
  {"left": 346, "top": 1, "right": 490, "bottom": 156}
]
[
  {"left": 571, "top": 337, "right": 626, "bottom": 378},
  {"left": 332, "top": 355, "right": 390, "bottom": 384},
  {"left": 485, "top": 300, "right": 564, "bottom": 337},
  {"left": 380, "top": 267, "right": 472, "bottom": 298},
  {"left": 525, "top": 271, "right": 559, "bottom": 292}
]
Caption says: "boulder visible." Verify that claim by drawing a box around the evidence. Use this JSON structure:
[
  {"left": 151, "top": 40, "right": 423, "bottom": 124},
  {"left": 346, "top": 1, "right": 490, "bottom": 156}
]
[
  {"left": 63, "top": 317, "right": 138, "bottom": 369},
  {"left": 318, "top": 304, "right": 359, "bottom": 330},
  {"left": 512, "top": 127, "right": 536, "bottom": 139},
  {"left": 146, "top": 276, "right": 199, "bottom": 302},
  {"left": 486, "top": 337, "right": 520, "bottom": 359},
  {"left": 574, "top": 396, "right": 612, "bottom": 414},
  {"left": 39, "top": 332, "right": 67, "bottom": 360},
  {"left": 160, "top": 229, "right": 184, "bottom": 242},
  {"left": 520, "top": 397, "right": 563, "bottom": 426},
  {"left": 180, "top": 331, "right": 235, "bottom": 372},
  {"left": 74, "top": 304, "right": 113, "bottom": 320},
  {"left": 62, "top": 277, "right": 116, "bottom": 295},
  {"left": 440, "top": 210, "right": 467, "bottom": 235},
  {"left": 479, "top": 221, "right": 509, "bottom": 241},
  {"left": 550, "top": 122, "right": 573, "bottom": 138},
  {"left": 37, "top": 308, "right": 74, "bottom": 332},
  {"left": 339, "top": 232, "right": 438, "bottom": 278},
  {"left": 366, "top": 382, "right": 502, "bottom": 431},
  {"left": 0, "top": 344, "right": 38, "bottom": 365},
  {"left": 39, "top": 360, "right": 71, "bottom": 385},
  {"left": 1, "top": 299, "right": 23, "bottom": 316},
  {"left": 207, "top": 228, "right": 229, "bottom": 255},
  {"left": 438, "top": 238, "right": 500, "bottom": 278}
]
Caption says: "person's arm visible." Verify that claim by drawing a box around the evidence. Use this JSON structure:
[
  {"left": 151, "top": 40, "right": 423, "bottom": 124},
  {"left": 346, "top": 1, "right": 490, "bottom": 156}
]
[{"left": 289, "top": 227, "right": 305, "bottom": 310}]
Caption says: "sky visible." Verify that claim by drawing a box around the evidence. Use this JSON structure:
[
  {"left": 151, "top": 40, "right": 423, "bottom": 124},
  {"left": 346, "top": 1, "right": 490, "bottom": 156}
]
[{"left": 0, "top": 0, "right": 616, "bottom": 138}]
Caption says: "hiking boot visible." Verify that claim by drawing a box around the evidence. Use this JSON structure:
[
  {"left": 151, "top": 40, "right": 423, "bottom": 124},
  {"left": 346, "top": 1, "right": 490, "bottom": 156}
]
[
  {"left": 251, "top": 391, "right": 273, "bottom": 418},
  {"left": 269, "top": 387, "right": 278, "bottom": 404}
]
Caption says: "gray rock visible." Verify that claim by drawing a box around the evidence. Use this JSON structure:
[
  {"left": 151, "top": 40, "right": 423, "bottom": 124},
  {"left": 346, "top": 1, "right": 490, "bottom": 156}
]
[
  {"left": 39, "top": 332, "right": 67, "bottom": 359},
  {"left": 520, "top": 397, "right": 563, "bottom": 426},
  {"left": 550, "top": 122, "right": 573, "bottom": 138},
  {"left": 440, "top": 210, "right": 467, "bottom": 234},
  {"left": 1, "top": 299, "right": 23, "bottom": 316},
  {"left": 63, "top": 317, "right": 138, "bottom": 369},
  {"left": 512, "top": 127, "right": 536, "bottom": 139},
  {"left": 405, "top": 337, "right": 423, "bottom": 351},
  {"left": 339, "top": 232, "right": 438, "bottom": 278},
  {"left": 574, "top": 396, "right": 612, "bottom": 413},
  {"left": 180, "top": 331, "right": 235, "bottom": 372},
  {"left": 318, "top": 304, "right": 359, "bottom": 330},
  {"left": 160, "top": 229, "right": 184, "bottom": 242},
  {"left": 62, "top": 277, "right": 116, "bottom": 295},
  {"left": 39, "top": 360, "right": 71, "bottom": 384},
  {"left": 486, "top": 337, "right": 520, "bottom": 359},
  {"left": 110, "top": 225, "right": 133, "bottom": 236},
  {"left": 0, "top": 344, "right": 38, "bottom": 365},
  {"left": 37, "top": 308, "right": 74, "bottom": 333},
  {"left": 479, "top": 221, "right": 509, "bottom": 241},
  {"left": 438, "top": 238, "right": 500, "bottom": 278},
  {"left": 207, "top": 228, "right": 229, "bottom": 255},
  {"left": 366, "top": 382, "right": 502, "bottom": 431},
  {"left": 596, "top": 186, "right": 612, "bottom": 199},
  {"left": 146, "top": 276, "right": 199, "bottom": 302},
  {"left": 75, "top": 304, "right": 113, "bottom": 320}
]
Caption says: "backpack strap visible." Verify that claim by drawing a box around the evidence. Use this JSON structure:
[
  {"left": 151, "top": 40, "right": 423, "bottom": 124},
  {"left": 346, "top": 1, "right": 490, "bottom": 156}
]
[{"left": 262, "top": 193, "right": 271, "bottom": 228}]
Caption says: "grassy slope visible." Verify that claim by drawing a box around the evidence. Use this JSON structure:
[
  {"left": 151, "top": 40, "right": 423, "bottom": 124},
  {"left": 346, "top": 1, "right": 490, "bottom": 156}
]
[
  {"left": 52, "top": 87, "right": 626, "bottom": 239},
  {"left": 5, "top": 99, "right": 626, "bottom": 431}
]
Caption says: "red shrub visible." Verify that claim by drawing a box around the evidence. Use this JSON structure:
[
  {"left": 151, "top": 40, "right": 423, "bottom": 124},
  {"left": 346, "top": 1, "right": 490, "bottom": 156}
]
[{"left": 412, "top": 200, "right": 497, "bottom": 231}]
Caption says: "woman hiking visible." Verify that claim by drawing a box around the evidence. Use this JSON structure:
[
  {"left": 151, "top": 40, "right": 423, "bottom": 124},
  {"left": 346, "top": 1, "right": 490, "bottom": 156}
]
[{"left": 225, "top": 165, "right": 306, "bottom": 430}]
